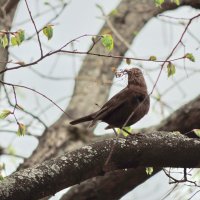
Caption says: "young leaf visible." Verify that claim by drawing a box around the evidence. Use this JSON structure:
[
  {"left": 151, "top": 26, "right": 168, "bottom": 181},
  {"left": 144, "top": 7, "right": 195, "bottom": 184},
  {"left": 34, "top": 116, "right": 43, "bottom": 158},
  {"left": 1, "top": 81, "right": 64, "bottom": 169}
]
[
  {"left": 17, "top": 123, "right": 26, "bottom": 136},
  {"left": 0, "top": 163, "right": 5, "bottom": 170},
  {"left": 0, "top": 34, "right": 8, "bottom": 48},
  {"left": 0, "top": 163, "right": 5, "bottom": 181},
  {"left": 126, "top": 58, "right": 131, "bottom": 65},
  {"left": 11, "top": 36, "right": 18, "bottom": 46},
  {"left": 101, "top": 34, "right": 114, "bottom": 51},
  {"left": 11, "top": 30, "right": 25, "bottom": 46},
  {"left": 193, "top": 129, "right": 200, "bottom": 137},
  {"left": 18, "top": 29, "right": 25, "bottom": 43},
  {"left": 0, "top": 175, "right": 4, "bottom": 181},
  {"left": 171, "top": 0, "right": 180, "bottom": 5},
  {"left": 7, "top": 145, "right": 16, "bottom": 156},
  {"left": 185, "top": 53, "right": 195, "bottom": 62},
  {"left": 146, "top": 167, "right": 154, "bottom": 175},
  {"left": 167, "top": 62, "right": 176, "bottom": 77},
  {"left": 154, "top": 0, "right": 165, "bottom": 7},
  {"left": 116, "top": 126, "right": 132, "bottom": 137},
  {"left": 109, "top": 9, "right": 118, "bottom": 16},
  {"left": 43, "top": 25, "right": 53, "bottom": 40},
  {"left": 149, "top": 56, "right": 157, "bottom": 61},
  {"left": 0, "top": 110, "right": 12, "bottom": 119}
]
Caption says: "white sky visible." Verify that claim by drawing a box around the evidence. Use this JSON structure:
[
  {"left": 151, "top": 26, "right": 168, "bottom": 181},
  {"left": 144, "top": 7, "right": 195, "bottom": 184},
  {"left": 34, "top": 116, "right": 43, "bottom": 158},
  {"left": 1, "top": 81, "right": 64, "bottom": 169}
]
[{"left": 0, "top": 0, "right": 200, "bottom": 199}]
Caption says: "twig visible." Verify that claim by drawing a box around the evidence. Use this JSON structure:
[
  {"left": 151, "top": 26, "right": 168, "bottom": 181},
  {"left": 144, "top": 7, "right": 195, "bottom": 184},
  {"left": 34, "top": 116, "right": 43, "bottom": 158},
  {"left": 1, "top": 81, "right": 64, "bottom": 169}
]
[
  {"left": 0, "top": 80, "right": 72, "bottom": 118},
  {"left": 3, "top": 85, "right": 48, "bottom": 129},
  {"left": 24, "top": 0, "right": 43, "bottom": 57}
]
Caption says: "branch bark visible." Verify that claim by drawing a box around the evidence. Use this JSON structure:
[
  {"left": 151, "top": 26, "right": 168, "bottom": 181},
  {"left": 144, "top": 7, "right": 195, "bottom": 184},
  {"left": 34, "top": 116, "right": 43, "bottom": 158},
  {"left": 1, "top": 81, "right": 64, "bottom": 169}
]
[{"left": 1, "top": 131, "right": 200, "bottom": 200}]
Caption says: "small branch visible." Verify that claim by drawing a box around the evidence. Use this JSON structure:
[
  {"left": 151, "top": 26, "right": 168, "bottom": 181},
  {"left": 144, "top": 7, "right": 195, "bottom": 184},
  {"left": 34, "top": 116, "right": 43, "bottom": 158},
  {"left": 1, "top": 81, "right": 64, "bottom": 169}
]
[
  {"left": 24, "top": 0, "right": 43, "bottom": 57},
  {"left": 0, "top": 80, "right": 72, "bottom": 118},
  {"left": 163, "top": 168, "right": 199, "bottom": 186},
  {"left": 3, "top": 84, "right": 48, "bottom": 129},
  {"left": 0, "top": 33, "right": 193, "bottom": 75}
]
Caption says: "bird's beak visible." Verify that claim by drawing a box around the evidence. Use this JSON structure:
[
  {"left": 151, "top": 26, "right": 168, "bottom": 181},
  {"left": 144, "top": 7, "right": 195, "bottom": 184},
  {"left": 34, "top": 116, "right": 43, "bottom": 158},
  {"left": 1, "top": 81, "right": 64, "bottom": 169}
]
[{"left": 124, "top": 69, "right": 131, "bottom": 74}]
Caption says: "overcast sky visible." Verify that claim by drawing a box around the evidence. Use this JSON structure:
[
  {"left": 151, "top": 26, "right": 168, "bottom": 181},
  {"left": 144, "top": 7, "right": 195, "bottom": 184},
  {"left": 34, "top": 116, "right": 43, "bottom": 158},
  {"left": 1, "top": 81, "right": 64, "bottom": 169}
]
[{"left": 1, "top": 0, "right": 200, "bottom": 199}]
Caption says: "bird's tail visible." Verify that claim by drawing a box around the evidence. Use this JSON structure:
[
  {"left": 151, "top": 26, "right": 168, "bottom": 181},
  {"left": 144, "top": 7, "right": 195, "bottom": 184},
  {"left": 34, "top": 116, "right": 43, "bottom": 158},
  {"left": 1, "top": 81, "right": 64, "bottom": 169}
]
[{"left": 69, "top": 114, "right": 93, "bottom": 125}]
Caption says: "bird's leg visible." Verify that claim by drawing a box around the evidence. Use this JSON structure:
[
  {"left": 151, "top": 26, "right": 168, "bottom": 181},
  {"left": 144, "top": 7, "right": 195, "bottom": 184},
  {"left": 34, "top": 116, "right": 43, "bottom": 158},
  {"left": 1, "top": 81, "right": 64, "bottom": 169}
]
[{"left": 122, "top": 128, "right": 132, "bottom": 135}]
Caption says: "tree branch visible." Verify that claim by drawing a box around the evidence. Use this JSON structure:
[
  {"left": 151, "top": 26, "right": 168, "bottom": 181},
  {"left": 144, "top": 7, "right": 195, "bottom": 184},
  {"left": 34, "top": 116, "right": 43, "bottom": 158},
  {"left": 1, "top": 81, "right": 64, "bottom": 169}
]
[{"left": 1, "top": 131, "right": 200, "bottom": 200}]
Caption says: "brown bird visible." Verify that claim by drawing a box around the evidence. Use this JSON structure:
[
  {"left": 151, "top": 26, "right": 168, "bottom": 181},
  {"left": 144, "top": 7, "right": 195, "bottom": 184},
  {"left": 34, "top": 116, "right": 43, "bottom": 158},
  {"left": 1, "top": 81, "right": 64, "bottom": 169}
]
[{"left": 70, "top": 68, "right": 150, "bottom": 130}]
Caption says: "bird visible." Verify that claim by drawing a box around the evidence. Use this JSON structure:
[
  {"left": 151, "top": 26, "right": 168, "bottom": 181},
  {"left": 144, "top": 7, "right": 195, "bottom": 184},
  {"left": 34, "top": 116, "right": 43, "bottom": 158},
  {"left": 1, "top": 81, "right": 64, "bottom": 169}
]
[{"left": 70, "top": 68, "right": 150, "bottom": 131}]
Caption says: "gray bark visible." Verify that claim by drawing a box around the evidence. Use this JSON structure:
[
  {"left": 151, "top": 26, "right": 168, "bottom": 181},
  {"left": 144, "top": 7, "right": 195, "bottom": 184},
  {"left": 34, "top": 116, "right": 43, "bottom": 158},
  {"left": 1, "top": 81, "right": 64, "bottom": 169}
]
[{"left": 1, "top": 131, "right": 200, "bottom": 200}]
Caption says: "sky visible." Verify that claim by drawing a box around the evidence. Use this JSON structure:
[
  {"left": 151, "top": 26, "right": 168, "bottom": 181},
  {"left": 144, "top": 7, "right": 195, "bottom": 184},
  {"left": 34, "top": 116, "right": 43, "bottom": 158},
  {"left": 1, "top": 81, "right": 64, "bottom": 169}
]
[{"left": 0, "top": 0, "right": 200, "bottom": 199}]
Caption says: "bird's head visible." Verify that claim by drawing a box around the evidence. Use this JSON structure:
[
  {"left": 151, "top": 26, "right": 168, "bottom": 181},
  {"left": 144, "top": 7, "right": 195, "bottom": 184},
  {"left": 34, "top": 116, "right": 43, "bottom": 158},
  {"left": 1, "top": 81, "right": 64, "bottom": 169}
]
[{"left": 124, "top": 68, "right": 147, "bottom": 88}]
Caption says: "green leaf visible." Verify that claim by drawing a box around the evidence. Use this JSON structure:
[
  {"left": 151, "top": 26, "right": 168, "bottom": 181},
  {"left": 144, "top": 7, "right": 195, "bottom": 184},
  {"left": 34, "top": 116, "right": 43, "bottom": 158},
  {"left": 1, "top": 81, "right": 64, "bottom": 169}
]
[
  {"left": 155, "top": 93, "right": 161, "bottom": 101},
  {"left": 18, "top": 29, "right": 25, "bottom": 43},
  {"left": 167, "top": 62, "right": 176, "bottom": 77},
  {"left": 11, "top": 30, "right": 25, "bottom": 46},
  {"left": 0, "top": 163, "right": 5, "bottom": 170},
  {"left": 149, "top": 56, "right": 157, "bottom": 61},
  {"left": 146, "top": 167, "right": 154, "bottom": 175},
  {"left": 7, "top": 145, "right": 16, "bottom": 156},
  {"left": 171, "top": 0, "right": 180, "bottom": 5},
  {"left": 154, "top": 0, "right": 165, "bottom": 7},
  {"left": 11, "top": 36, "right": 18, "bottom": 46},
  {"left": 43, "top": 25, "right": 53, "bottom": 40},
  {"left": 116, "top": 126, "right": 132, "bottom": 137},
  {"left": 110, "top": 9, "right": 118, "bottom": 16},
  {"left": 185, "top": 53, "right": 195, "bottom": 62},
  {"left": 101, "top": 34, "right": 114, "bottom": 51},
  {"left": 0, "top": 110, "right": 12, "bottom": 119},
  {"left": 0, "top": 163, "right": 5, "bottom": 181},
  {"left": 193, "top": 129, "right": 200, "bottom": 137},
  {"left": 0, "top": 175, "right": 4, "bottom": 181},
  {"left": 126, "top": 58, "right": 131, "bottom": 65},
  {"left": 17, "top": 123, "right": 26, "bottom": 136},
  {"left": 0, "top": 34, "right": 8, "bottom": 48}
]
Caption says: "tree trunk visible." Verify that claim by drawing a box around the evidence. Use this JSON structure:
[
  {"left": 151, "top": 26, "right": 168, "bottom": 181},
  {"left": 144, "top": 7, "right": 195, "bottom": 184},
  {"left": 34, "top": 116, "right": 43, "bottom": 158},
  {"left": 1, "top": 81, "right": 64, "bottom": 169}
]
[{"left": 0, "top": 0, "right": 20, "bottom": 83}]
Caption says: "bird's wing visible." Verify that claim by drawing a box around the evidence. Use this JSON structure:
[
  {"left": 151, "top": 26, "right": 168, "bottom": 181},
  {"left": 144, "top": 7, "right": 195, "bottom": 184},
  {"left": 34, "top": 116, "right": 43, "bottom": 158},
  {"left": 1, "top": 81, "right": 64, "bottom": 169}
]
[{"left": 92, "top": 87, "right": 133, "bottom": 121}]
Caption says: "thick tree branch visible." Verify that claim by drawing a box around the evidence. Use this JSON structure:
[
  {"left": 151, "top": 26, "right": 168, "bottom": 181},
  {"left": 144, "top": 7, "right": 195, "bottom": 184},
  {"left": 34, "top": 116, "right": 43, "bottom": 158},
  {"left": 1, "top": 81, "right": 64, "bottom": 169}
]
[
  {"left": 1, "top": 131, "right": 200, "bottom": 200},
  {"left": 63, "top": 94, "right": 200, "bottom": 200}
]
